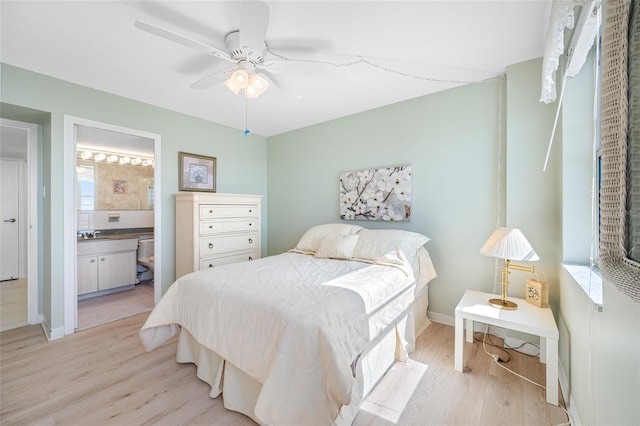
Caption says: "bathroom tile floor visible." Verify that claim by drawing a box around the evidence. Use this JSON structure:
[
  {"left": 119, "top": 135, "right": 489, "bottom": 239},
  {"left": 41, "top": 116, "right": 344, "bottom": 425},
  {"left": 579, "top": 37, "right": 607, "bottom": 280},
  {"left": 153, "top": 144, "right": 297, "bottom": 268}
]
[{"left": 77, "top": 282, "right": 154, "bottom": 330}]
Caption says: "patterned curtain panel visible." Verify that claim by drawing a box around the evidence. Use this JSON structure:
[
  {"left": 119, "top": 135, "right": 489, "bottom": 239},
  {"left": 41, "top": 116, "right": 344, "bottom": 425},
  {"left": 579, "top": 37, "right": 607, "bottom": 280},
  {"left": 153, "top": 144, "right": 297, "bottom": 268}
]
[
  {"left": 628, "top": 1, "right": 640, "bottom": 263},
  {"left": 599, "top": 0, "right": 640, "bottom": 303}
]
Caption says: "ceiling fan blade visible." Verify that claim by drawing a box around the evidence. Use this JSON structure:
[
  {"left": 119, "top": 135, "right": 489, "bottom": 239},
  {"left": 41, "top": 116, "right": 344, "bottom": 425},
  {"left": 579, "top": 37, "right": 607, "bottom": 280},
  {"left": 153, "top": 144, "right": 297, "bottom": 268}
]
[
  {"left": 260, "top": 60, "right": 337, "bottom": 77},
  {"left": 239, "top": 1, "right": 270, "bottom": 52},
  {"left": 260, "top": 71, "right": 281, "bottom": 90},
  {"left": 135, "top": 20, "right": 234, "bottom": 63},
  {"left": 190, "top": 70, "right": 230, "bottom": 90}
]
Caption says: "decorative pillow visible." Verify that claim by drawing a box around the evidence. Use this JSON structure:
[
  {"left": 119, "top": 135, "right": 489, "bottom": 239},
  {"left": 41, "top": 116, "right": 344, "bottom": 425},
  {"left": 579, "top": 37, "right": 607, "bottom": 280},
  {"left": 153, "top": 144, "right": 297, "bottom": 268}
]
[
  {"left": 293, "top": 223, "right": 363, "bottom": 254},
  {"left": 314, "top": 234, "right": 360, "bottom": 260},
  {"left": 352, "top": 229, "right": 431, "bottom": 264}
]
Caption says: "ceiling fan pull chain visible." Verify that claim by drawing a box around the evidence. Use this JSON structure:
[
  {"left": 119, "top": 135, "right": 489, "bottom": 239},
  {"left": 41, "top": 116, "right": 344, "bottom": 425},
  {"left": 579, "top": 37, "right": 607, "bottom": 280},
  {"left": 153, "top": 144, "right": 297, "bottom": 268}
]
[{"left": 244, "top": 95, "right": 251, "bottom": 137}]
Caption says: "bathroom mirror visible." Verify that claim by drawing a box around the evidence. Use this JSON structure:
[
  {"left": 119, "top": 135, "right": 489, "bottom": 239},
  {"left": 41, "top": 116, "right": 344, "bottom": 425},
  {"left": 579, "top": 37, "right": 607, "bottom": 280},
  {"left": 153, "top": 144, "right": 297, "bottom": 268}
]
[{"left": 75, "top": 124, "right": 155, "bottom": 211}]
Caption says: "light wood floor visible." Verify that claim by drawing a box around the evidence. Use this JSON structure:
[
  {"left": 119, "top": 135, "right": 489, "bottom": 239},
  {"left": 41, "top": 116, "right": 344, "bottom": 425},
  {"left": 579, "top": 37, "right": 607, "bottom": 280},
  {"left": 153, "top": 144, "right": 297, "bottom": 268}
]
[
  {"left": 0, "top": 314, "right": 569, "bottom": 425},
  {"left": 77, "top": 282, "right": 154, "bottom": 330},
  {"left": 0, "top": 279, "right": 28, "bottom": 332}
]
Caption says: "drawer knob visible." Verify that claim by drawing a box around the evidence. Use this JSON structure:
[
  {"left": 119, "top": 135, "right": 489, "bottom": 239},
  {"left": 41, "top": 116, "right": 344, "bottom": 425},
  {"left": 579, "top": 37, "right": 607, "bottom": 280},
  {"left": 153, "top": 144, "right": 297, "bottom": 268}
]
[
  {"left": 248, "top": 256, "right": 253, "bottom": 261},
  {"left": 209, "top": 225, "right": 213, "bottom": 229},
  {"left": 208, "top": 264, "right": 214, "bottom": 268},
  {"left": 249, "top": 209, "right": 252, "bottom": 213},
  {"left": 90, "top": 259, "right": 95, "bottom": 263},
  {"left": 100, "top": 258, "right": 105, "bottom": 261},
  {"left": 208, "top": 242, "right": 214, "bottom": 249},
  {"left": 248, "top": 238, "right": 253, "bottom": 244},
  {"left": 209, "top": 210, "right": 213, "bottom": 214}
]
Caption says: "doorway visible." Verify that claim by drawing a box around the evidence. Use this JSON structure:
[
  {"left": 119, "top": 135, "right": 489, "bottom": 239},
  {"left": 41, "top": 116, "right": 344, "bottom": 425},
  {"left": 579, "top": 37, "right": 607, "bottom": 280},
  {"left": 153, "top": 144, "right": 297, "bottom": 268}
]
[
  {"left": 0, "top": 118, "right": 39, "bottom": 331},
  {"left": 64, "top": 116, "right": 162, "bottom": 335}
]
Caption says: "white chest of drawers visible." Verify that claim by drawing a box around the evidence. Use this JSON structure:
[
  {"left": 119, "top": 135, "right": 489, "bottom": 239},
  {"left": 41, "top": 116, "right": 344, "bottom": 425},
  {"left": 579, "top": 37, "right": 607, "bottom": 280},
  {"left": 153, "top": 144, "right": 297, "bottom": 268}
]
[{"left": 175, "top": 192, "right": 262, "bottom": 279}]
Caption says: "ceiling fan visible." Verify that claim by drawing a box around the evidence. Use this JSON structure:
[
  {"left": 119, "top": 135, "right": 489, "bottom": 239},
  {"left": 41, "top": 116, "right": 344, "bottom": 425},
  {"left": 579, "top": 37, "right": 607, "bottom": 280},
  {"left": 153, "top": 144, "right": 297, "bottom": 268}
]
[{"left": 135, "top": 1, "right": 330, "bottom": 98}]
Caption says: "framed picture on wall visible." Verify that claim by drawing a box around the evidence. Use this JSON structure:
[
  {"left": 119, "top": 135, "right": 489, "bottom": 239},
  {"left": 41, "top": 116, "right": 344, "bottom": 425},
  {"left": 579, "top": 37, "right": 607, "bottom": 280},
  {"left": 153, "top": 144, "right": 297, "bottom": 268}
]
[
  {"left": 179, "top": 151, "right": 217, "bottom": 192},
  {"left": 339, "top": 164, "right": 412, "bottom": 221},
  {"left": 113, "top": 180, "right": 127, "bottom": 194}
]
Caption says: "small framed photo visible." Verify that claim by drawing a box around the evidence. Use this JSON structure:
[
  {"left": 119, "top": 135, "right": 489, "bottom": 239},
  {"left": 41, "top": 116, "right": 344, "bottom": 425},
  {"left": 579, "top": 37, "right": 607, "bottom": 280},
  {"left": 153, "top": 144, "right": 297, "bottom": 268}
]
[
  {"left": 179, "top": 151, "right": 217, "bottom": 192},
  {"left": 113, "top": 180, "right": 127, "bottom": 194},
  {"left": 525, "top": 278, "right": 549, "bottom": 308}
]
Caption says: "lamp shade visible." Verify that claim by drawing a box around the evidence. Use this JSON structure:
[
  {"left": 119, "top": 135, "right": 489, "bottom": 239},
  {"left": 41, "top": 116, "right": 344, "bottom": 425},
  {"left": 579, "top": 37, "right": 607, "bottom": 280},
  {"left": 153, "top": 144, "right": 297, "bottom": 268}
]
[{"left": 480, "top": 227, "right": 540, "bottom": 261}]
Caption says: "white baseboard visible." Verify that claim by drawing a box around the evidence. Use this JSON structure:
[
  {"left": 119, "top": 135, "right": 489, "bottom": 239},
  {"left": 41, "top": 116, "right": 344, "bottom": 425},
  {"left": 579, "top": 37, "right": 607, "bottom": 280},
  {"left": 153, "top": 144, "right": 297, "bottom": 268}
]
[
  {"left": 33, "top": 314, "right": 43, "bottom": 325},
  {"left": 427, "top": 311, "right": 453, "bottom": 326},
  {"left": 566, "top": 394, "right": 581, "bottom": 426},
  {"left": 558, "top": 363, "right": 581, "bottom": 426},
  {"left": 559, "top": 362, "right": 569, "bottom": 407},
  {"left": 41, "top": 318, "right": 64, "bottom": 341}
]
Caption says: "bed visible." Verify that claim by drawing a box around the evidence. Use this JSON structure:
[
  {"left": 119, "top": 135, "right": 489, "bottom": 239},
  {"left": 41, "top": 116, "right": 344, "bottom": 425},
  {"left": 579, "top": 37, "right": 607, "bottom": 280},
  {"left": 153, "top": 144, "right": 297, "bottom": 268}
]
[{"left": 140, "top": 224, "right": 437, "bottom": 425}]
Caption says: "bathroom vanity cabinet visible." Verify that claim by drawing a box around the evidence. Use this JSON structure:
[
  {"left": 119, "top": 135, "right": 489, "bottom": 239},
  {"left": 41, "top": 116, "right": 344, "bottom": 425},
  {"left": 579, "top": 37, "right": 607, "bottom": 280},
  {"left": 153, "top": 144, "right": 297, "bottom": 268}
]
[{"left": 77, "top": 238, "right": 138, "bottom": 296}]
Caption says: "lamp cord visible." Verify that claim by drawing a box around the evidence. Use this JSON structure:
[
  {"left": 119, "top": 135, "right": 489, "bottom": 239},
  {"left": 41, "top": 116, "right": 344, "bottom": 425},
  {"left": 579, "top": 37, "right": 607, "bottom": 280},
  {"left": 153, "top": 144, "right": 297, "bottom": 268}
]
[
  {"left": 493, "top": 76, "right": 505, "bottom": 293},
  {"left": 266, "top": 47, "right": 496, "bottom": 85},
  {"left": 496, "top": 75, "right": 504, "bottom": 230},
  {"left": 479, "top": 325, "right": 573, "bottom": 425}
]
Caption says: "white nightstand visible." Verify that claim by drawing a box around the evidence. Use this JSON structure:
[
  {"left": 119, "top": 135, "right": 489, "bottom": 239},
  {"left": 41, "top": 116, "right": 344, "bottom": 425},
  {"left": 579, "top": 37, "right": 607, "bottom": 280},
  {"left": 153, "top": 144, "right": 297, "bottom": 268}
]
[{"left": 454, "top": 289, "right": 559, "bottom": 406}]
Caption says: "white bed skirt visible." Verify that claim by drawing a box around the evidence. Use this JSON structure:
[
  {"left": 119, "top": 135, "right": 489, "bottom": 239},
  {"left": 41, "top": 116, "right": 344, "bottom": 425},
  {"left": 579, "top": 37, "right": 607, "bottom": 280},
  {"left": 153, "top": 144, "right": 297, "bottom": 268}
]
[{"left": 174, "top": 289, "right": 430, "bottom": 425}]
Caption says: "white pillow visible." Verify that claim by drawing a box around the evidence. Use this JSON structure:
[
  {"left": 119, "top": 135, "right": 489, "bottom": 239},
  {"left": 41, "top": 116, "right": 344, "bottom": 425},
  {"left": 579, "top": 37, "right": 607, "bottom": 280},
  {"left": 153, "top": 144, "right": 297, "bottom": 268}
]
[
  {"left": 352, "top": 229, "right": 431, "bottom": 264},
  {"left": 293, "top": 223, "right": 363, "bottom": 254},
  {"left": 314, "top": 234, "right": 360, "bottom": 260}
]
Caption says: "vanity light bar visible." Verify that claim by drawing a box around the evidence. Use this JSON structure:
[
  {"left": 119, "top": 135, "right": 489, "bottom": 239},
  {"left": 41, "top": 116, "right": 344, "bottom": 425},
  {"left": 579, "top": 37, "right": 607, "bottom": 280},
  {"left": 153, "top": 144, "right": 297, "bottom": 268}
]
[{"left": 76, "top": 148, "right": 154, "bottom": 167}]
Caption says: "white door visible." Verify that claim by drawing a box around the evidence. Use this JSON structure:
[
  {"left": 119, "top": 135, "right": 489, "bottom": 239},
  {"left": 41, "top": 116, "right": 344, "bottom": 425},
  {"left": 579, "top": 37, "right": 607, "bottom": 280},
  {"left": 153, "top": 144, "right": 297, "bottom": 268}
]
[{"left": 0, "top": 159, "right": 21, "bottom": 281}]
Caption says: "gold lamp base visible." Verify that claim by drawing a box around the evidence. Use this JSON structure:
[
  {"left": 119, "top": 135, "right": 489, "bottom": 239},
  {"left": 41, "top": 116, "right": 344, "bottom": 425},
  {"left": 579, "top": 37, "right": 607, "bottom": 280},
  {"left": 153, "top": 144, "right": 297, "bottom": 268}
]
[{"left": 488, "top": 298, "right": 518, "bottom": 310}]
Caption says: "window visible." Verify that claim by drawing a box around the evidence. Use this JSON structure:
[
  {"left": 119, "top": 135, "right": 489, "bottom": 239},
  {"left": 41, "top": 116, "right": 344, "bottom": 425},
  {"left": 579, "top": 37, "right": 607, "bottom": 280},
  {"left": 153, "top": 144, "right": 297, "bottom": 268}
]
[{"left": 77, "top": 163, "right": 95, "bottom": 211}]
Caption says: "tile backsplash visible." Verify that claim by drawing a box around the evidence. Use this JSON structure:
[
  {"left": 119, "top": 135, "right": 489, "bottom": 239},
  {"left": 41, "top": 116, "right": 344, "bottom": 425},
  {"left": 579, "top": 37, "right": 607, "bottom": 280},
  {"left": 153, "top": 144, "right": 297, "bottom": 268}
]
[{"left": 77, "top": 210, "right": 154, "bottom": 231}]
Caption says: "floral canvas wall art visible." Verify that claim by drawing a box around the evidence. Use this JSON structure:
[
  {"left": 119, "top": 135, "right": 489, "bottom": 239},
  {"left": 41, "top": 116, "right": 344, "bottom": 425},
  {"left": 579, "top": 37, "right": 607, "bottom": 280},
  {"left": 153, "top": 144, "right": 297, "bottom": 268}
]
[{"left": 340, "top": 165, "right": 412, "bottom": 221}]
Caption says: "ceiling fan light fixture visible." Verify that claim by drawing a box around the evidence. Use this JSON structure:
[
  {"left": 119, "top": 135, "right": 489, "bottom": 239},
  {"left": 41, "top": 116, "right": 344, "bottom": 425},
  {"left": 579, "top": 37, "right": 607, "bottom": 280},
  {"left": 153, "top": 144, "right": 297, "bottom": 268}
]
[
  {"left": 224, "top": 60, "right": 269, "bottom": 98},
  {"left": 244, "top": 84, "right": 260, "bottom": 99},
  {"left": 231, "top": 68, "right": 249, "bottom": 87},
  {"left": 241, "top": 72, "right": 270, "bottom": 99},
  {"left": 224, "top": 76, "right": 243, "bottom": 95},
  {"left": 250, "top": 73, "right": 269, "bottom": 93}
]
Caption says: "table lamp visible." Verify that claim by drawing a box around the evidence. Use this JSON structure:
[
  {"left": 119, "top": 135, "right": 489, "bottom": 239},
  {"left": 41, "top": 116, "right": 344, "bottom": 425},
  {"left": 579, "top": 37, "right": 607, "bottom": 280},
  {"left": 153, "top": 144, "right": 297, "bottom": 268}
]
[{"left": 480, "top": 227, "right": 539, "bottom": 310}]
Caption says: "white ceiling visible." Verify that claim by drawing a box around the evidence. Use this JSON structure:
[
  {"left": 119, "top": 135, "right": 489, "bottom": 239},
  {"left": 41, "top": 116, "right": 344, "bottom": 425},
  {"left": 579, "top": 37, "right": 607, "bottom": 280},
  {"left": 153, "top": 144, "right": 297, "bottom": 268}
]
[{"left": 1, "top": 1, "right": 552, "bottom": 138}]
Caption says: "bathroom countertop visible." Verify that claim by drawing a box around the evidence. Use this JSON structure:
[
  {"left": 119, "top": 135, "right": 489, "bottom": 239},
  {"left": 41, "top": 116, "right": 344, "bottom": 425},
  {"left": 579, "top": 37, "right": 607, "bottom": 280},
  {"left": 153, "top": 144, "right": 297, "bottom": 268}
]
[{"left": 77, "top": 232, "right": 153, "bottom": 242}]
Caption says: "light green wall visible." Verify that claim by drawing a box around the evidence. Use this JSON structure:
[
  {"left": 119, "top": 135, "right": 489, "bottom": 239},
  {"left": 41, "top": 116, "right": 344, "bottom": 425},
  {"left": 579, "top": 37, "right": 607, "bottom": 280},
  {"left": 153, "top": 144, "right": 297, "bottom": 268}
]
[
  {"left": 560, "top": 268, "right": 640, "bottom": 425},
  {"left": 267, "top": 77, "right": 505, "bottom": 316},
  {"left": 559, "top": 53, "right": 640, "bottom": 425},
  {"left": 505, "top": 59, "right": 561, "bottom": 307},
  {"left": 0, "top": 63, "right": 268, "bottom": 331}
]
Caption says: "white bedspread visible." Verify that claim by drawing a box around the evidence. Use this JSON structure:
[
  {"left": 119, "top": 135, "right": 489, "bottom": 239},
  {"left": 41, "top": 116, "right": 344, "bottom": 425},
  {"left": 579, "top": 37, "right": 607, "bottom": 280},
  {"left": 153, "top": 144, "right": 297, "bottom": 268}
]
[{"left": 139, "top": 252, "right": 416, "bottom": 426}]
